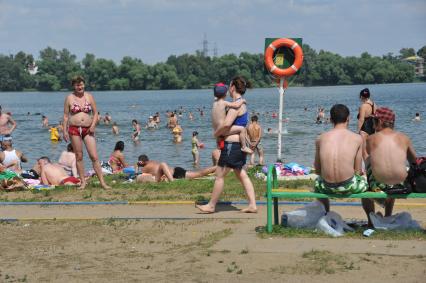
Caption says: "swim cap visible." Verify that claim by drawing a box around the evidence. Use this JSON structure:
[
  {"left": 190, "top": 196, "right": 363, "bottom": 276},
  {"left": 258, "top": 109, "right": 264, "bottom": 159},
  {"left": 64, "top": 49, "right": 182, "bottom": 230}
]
[
  {"left": 214, "top": 83, "right": 228, "bottom": 96},
  {"left": 374, "top": 107, "right": 395, "bottom": 123}
]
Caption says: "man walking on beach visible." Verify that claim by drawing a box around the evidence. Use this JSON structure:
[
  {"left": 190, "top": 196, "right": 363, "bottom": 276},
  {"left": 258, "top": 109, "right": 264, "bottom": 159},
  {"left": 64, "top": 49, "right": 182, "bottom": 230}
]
[
  {"left": 314, "top": 104, "right": 367, "bottom": 212},
  {"left": 362, "top": 107, "right": 416, "bottom": 227},
  {"left": 0, "top": 105, "right": 17, "bottom": 143},
  {"left": 247, "top": 115, "right": 264, "bottom": 166}
]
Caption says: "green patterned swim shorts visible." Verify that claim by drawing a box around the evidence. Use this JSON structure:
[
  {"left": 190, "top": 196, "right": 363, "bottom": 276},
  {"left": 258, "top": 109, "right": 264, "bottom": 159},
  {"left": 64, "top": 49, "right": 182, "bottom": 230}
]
[{"left": 314, "top": 175, "right": 368, "bottom": 195}]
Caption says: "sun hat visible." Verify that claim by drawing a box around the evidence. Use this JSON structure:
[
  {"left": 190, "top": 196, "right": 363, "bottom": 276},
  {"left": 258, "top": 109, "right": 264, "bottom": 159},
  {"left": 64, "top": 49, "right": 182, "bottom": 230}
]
[
  {"left": 374, "top": 107, "right": 395, "bottom": 123},
  {"left": 213, "top": 83, "right": 228, "bottom": 96}
]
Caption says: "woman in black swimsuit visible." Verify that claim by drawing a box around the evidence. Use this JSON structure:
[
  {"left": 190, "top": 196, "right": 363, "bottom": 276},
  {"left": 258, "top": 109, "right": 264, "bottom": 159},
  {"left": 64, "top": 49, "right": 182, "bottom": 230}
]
[{"left": 357, "top": 88, "right": 376, "bottom": 160}]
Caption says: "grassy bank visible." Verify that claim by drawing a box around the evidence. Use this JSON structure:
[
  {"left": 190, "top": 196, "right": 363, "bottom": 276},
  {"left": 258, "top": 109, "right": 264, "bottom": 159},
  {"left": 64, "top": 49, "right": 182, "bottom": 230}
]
[{"left": 0, "top": 172, "right": 314, "bottom": 203}]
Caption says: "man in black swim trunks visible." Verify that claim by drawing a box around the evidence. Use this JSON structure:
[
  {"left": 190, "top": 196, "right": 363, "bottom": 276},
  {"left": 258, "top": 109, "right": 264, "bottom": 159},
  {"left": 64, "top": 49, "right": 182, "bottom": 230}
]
[{"left": 135, "top": 154, "right": 216, "bottom": 182}]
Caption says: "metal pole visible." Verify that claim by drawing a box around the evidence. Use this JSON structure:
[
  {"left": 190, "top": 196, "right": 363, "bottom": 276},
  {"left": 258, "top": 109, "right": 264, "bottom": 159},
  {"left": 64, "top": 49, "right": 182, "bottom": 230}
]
[{"left": 277, "top": 78, "right": 285, "bottom": 161}]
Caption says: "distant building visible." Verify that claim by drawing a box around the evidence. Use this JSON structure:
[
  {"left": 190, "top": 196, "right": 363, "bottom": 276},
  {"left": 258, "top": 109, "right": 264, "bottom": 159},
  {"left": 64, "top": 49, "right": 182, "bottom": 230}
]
[
  {"left": 403, "top": 56, "right": 424, "bottom": 77},
  {"left": 27, "top": 62, "right": 38, "bottom": 75}
]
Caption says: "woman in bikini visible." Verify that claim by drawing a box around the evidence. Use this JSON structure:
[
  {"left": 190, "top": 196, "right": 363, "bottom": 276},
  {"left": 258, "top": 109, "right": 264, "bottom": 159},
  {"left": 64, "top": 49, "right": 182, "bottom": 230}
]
[
  {"left": 63, "top": 76, "right": 110, "bottom": 189},
  {"left": 357, "top": 88, "right": 377, "bottom": 161},
  {"left": 108, "top": 141, "right": 129, "bottom": 173}
]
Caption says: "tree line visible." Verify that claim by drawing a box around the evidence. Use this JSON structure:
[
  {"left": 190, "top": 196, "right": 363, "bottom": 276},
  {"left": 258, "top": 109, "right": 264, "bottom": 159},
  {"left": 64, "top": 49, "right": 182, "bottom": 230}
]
[{"left": 0, "top": 44, "right": 425, "bottom": 91}]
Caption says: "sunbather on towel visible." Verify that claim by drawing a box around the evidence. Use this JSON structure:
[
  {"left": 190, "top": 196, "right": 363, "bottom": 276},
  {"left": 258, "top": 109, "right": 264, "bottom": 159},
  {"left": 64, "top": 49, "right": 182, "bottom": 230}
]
[
  {"left": 135, "top": 154, "right": 216, "bottom": 182},
  {"left": 362, "top": 107, "right": 417, "bottom": 227},
  {"left": 38, "top": 156, "right": 81, "bottom": 186},
  {"left": 314, "top": 104, "right": 367, "bottom": 212}
]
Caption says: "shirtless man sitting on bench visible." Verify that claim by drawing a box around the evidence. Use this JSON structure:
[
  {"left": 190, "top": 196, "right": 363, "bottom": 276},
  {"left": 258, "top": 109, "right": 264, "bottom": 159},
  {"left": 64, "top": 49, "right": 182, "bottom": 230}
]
[
  {"left": 314, "top": 104, "right": 368, "bottom": 212},
  {"left": 362, "top": 107, "right": 417, "bottom": 227}
]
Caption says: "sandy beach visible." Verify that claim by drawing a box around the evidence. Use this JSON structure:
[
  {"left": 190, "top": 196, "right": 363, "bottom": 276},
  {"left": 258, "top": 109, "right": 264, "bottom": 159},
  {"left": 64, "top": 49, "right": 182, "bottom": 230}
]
[{"left": 1, "top": 202, "right": 425, "bottom": 282}]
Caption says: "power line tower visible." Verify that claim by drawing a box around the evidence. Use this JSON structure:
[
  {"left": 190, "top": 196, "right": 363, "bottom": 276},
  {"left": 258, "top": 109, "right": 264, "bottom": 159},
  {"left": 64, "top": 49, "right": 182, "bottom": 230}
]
[
  {"left": 213, "top": 42, "right": 218, "bottom": 57},
  {"left": 202, "top": 33, "right": 209, "bottom": 57}
]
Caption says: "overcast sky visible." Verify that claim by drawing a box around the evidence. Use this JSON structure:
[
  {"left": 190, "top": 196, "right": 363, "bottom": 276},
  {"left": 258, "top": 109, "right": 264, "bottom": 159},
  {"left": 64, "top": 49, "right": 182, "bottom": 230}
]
[{"left": 0, "top": 0, "right": 425, "bottom": 64}]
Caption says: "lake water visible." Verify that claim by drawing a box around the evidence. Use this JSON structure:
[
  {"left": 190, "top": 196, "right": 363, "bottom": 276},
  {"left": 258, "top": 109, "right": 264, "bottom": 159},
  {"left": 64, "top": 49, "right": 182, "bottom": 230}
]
[{"left": 1, "top": 83, "right": 425, "bottom": 170}]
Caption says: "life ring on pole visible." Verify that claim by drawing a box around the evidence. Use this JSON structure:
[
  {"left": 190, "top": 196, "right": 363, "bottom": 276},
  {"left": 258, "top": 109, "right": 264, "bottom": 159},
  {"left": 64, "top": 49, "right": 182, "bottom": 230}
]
[{"left": 264, "top": 38, "right": 304, "bottom": 78}]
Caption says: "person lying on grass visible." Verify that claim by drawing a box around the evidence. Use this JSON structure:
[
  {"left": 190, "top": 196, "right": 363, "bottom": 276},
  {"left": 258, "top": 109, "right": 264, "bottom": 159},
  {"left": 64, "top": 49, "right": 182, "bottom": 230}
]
[
  {"left": 135, "top": 154, "right": 216, "bottom": 183},
  {"left": 38, "top": 156, "right": 81, "bottom": 186}
]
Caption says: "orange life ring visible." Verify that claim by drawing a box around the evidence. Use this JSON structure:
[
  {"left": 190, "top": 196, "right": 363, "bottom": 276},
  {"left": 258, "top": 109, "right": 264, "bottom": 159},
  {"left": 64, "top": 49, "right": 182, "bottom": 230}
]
[{"left": 264, "top": 38, "right": 304, "bottom": 78}]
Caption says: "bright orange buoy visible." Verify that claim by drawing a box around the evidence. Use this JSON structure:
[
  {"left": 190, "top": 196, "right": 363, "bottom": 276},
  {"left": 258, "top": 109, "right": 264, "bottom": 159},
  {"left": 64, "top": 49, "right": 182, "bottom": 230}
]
[{"left": 264, "top": 38, "right": 304, "bottom": 78}]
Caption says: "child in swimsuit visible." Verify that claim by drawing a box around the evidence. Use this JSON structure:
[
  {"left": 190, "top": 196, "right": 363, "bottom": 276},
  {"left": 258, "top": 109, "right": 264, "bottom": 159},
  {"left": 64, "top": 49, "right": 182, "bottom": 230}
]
[{"left": 211, "top": 83, "right": 252, "bottom": 153}]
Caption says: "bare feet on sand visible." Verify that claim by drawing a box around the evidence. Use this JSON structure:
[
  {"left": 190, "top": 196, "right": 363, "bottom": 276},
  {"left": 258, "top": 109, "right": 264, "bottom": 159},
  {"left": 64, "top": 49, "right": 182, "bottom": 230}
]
[
  {"left": 196, "top": 204, "right": 215, "bottom": 213},
  {"left": 240, "top": 207, "right": 258, "bottom": 213}
]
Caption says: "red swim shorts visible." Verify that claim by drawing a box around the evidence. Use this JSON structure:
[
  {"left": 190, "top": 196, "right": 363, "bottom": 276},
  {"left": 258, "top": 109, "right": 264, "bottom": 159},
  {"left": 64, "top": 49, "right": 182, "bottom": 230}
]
[
  {"left": 60, "top": 176, "right": 81, "bottom": 185},
  {"left": 68, "top": 126, "right": 92, "bottom": 138}
]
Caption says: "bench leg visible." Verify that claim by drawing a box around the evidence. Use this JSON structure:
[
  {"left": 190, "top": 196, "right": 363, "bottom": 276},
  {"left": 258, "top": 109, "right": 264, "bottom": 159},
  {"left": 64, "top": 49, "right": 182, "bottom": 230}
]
[
  {"left": 274, "top": 198, "right": 279, "bottom": 225},
  {"left": 267, "top": 194, "right": 272, "bottom": 233}
]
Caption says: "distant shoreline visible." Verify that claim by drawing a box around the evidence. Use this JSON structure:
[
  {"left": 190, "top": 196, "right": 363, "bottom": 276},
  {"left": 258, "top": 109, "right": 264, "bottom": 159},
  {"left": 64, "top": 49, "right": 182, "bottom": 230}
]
[{"left": 1, "top": 81, "right": 425, "bottom": 93}]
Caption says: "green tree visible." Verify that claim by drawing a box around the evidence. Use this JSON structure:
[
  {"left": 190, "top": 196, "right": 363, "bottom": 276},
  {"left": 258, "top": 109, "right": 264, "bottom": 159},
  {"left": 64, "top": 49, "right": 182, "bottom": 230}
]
[
  {"left": 417, "top": 45, "right": 426, "bottom": 60},
  {"left": 399, "top": 48, "right": 416, "bottom": 59}
]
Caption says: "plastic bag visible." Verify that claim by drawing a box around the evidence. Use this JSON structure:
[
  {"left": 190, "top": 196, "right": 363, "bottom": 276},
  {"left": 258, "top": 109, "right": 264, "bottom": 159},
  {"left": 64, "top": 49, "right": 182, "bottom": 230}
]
[
  {"left": 316, "top": 211, "right": 354, "bottom": 237},
  {"left": 369, "top": 212, "right": 422, "bottom": 230},
  {"left": 282, "top": 201, "right": 326, "bottom": 228}
]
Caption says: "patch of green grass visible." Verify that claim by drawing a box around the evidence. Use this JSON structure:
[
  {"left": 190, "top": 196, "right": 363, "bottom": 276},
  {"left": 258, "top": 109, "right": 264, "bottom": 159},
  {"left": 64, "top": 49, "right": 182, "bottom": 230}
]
[
  {"left": 0, "top": 169, "right": 317, "bottom": 203},
  {"left": 259, "top": 225, "right": 426, "bottom": 240},
  {"left": 271, "top": 249, "right": 358, "bottom": 275}
]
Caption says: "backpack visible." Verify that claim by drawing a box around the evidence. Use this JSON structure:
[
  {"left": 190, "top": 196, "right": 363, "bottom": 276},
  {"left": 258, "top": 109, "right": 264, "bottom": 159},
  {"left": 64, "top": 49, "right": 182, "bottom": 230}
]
[{"left": 409, "top": 157, "right": 426, "bottom": 193}]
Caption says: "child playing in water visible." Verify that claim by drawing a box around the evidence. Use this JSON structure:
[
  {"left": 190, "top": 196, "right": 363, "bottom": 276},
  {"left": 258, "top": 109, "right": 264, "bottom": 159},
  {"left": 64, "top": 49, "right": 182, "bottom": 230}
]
[{"left": 211, "top": 83, "right": 252, "bottom": 153}]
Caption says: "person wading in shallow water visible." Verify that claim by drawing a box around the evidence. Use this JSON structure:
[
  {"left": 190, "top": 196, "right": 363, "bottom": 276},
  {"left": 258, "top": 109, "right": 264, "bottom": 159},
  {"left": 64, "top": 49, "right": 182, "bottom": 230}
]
[{"left": 63, "top": 75, "right": 110, "bottom": 189}]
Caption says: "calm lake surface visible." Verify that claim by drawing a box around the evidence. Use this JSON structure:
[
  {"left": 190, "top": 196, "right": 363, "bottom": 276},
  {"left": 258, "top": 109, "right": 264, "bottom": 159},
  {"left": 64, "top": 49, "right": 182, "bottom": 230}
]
[{"left": 1, "top": 83, "right": 425, "bottom": 170}]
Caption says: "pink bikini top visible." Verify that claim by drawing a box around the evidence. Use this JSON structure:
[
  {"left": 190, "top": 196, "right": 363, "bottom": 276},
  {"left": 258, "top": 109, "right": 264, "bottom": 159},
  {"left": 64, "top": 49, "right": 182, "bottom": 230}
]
[{"left": 70, "top": 99, "right": 92, "bottom": 114}]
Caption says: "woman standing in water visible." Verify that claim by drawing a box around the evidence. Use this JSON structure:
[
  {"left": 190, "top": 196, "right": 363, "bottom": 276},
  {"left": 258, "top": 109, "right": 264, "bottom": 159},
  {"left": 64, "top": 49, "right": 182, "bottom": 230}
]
[
  {"left": 191, "top": 131, "right": 203, "bottom": 167},
  {"left": 172, "top": 121, "right": 183, "bottom": 143},
  {"left": 131, "top": 119, "right": 141, "bottom": 142},
  {"left": 63, "top": 76, "right": 110, "bottom": 189},
  {"left": 357, "top": 88, "right": 376, "bottom": 160}
]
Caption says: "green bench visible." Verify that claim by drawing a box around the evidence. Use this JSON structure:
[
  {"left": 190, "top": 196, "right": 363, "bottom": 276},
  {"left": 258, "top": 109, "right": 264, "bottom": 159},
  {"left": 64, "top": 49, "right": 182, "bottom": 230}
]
[{"left": 265, "top": 165, "right": 426, "bottom": 233}]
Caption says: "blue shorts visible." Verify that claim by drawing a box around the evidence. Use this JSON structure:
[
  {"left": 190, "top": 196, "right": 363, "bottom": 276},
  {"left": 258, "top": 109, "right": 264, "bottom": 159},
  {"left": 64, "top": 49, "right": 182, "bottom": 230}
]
[{"left": 218, "top": 142, "right": 246, "bottom": 170}]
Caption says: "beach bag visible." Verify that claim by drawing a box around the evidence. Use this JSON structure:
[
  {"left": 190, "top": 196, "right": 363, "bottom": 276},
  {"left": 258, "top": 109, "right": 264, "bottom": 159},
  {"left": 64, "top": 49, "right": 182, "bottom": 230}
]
[
  {"left": 369, "top": 212, "right": 421, "bottom": 230},
  {"left": 316, "top": 211, "right": 354, "bottom": 237},
  {"left": 409, "top": 157, "right": 426, "bottom": 193},
  {"left": 281, "top": 201, "right": 326, "bottom": 228}
]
